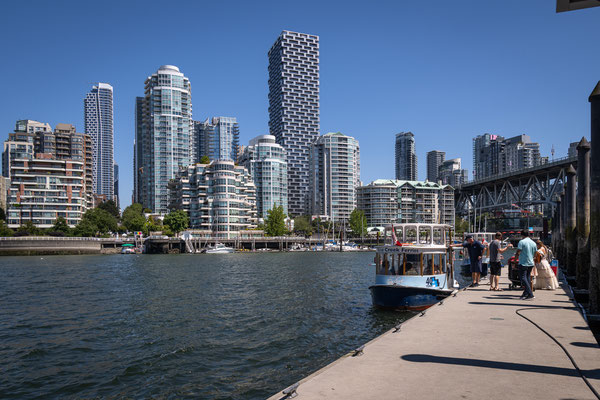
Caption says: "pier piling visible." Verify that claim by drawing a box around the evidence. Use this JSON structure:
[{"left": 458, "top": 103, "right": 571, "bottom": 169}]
[
  {"left": 566, "top": 165, "right": 577, "bottom": 277},
  {"left": 576, "top": 137, "right": 591, "bottom": 290},
  {"left": 589, "top": 81, "right": 600, "bottom": 314}
]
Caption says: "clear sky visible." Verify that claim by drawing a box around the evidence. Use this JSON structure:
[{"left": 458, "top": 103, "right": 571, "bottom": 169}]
[{"left": 1, "top": 0, "right": 598, "bottom": 208}]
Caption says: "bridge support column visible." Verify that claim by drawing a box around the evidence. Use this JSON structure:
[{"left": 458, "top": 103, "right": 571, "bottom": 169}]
[
  {"left": 589, "top": 81, "right": 600, "bottom": 314},
  {"left": 566, "top": 165, "right": 577, "bottom": 278},
  {"left": 553, "top": 197, "right": 561, "bottom": 260},
  {"left": 576, "top": 138, "right": 591, "bottom": 289}
]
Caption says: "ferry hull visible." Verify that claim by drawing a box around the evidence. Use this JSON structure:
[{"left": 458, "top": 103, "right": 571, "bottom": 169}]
[{"left": 369, "top": 285, "right": 453, "bottom": 311}]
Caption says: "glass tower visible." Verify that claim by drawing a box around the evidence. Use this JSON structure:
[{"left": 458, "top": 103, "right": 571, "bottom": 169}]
[
  {"left": 309, "top": 132, "right": 360, "bottom": 221},
  {"left": 194, "top": 117, "right": 240, "bottom": 162},
  {"left": 139, "top": 65, "right": 192, "bottom": 213},
  {"left": 238, "top": 134, "right": 288, "bottom": 219},
  {"left": 395, "top": 132, "right": 417, "bottom": 181},
  {"left": 84, "top": 83, "right": 114, "bottom": 199},
  {"left": 268, "top": 30, "right": 319, "bottom": 217}
]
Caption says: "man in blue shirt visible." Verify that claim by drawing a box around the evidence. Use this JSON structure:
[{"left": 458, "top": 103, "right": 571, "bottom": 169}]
[
  {"left": 451, "top": 235, "right": 485, "bottom": 287},
  {"left": 515, "top": 229, "right": 537, "bottom": 300}
]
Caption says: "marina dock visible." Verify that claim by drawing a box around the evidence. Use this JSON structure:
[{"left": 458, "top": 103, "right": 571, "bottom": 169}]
[{"left": 269, "top": 275, "right": 600, "bottom": 400}]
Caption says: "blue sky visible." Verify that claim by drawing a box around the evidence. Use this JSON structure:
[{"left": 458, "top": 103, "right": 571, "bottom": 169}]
[{"left": 1, "top": 0, "right": 598, "bottom": 208}]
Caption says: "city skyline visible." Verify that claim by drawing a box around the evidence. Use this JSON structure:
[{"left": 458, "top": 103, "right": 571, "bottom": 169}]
[{"left": 1, "top": 1, "right": 598, "bottom": 208}]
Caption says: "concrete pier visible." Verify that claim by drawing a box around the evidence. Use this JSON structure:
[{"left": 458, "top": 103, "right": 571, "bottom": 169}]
[
  {"left": 590, "top": 81, "right": 600, "bottom": 315},
  {"left": 566, "top": 165, "right": 578, "bottom": 277},
  {"left": 577, "top": 137, "right": 591, "bottom": 290},
  {"left": 269, "top": 277, "right": 600, "bottom": 400}
]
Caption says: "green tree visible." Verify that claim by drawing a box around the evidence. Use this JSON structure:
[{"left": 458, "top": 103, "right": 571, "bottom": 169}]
[
  {"left": 264, "top": 204, "right": 287, "bottom": 236},
  {"left": 49, "top": 216, "right": 71, "bottom": 236},
  {"left": 293, "top": 216, "right": 313, "bottom": 236},
  {"left": 16, "top": 221, "right": 41, "bottom": 236},
  {"left": 81, "top": 208, "right": 118, "bottom": 234},
  {"left": 73, "top": 218, "right": 98, "bottom": 237},
  {"left": 98, "top": 200, "right": 120, "bottom": 220},
  {"left": 122, "top": 203, "right": 147, "bottom": 232},
  {"left": 163, "top": 210, "right": 189, "bottom": 235},
  {"left": 349, "top": 209, "right": 367, "bottom": 237},
  {"left": 0, "top": 220, "right": 13, "bottom": 236},
  {"left": 199, "top": 155, "right": 210, "bottom": 164},
  {"left": 143, "top": 216, "right": 163, "bottom": 236},
  {"left": 454, "top": 217, "right": 469, "bottom": 236}
]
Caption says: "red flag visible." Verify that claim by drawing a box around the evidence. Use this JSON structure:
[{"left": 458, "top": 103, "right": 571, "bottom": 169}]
[{"left": 391, "top": 224, "right": 402, "bottom": 246}]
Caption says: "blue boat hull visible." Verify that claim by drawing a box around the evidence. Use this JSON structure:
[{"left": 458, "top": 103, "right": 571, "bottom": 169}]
[{"left": 369, "top": 285, "right": 453, "bottom": 311}]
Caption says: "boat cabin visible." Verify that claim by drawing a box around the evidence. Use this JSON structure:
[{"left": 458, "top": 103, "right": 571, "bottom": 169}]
[{"left": 374, "top": 224, "right": 453, "bottom": 277}]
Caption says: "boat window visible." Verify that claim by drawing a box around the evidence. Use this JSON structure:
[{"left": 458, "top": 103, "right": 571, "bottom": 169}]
[
  {"left": 381, "top": 254, "right": 390, "bottom": 275},
  {"left": 433, "top": 228, "right": 444, "bottom": 245},
  {"left": 433, "top": 253, "right": 443, "bottom": 274},
  {"left": 405, "top": 226, "right": 417, "bottom": 244},
  {"left": 419, "top": 226, "right": 431, "bottom": 244},
  {"left": 402, "top": 253, "right": 420, "bottom": 275},
  {"left": 374, "top": 253, "right": 382, "bottom": 274},
  {"left": 423, "top": 253, "right": 434, "bottom": 275}
]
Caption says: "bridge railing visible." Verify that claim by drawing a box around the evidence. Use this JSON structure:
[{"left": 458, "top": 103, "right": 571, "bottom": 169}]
[{"left": 457, "top": 155, "right": 577, "bottom": 189}]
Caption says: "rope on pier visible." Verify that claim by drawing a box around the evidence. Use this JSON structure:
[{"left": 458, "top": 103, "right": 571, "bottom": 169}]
[{"left": 515, "top": 307, "right": 600, "bottom": 399}]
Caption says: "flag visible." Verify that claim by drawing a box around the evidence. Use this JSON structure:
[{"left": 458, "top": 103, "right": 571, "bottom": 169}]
[{"left": 391, "top": 224, "right": 402, "bottom": 246}]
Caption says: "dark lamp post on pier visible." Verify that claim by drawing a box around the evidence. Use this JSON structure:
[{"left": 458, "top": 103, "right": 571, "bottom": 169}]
[{"left": 588, "top": 81, "right": 600, "bottom": 315}]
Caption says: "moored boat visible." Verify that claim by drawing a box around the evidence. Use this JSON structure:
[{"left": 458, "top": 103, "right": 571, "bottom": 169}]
[
  {"left": 204, "top": 243, "right": 235, "bottom": 254},
  {"left": 370, "top": 224, "right": 458, "bottom": 311}
]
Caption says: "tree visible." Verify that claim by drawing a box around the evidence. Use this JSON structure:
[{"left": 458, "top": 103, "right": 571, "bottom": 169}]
[
  {"left": 199, "top": 155, "right": 210, "bottom": 164},
  {"left": 293, "top": 216, "right": 313, "bottom": 237},
  {"left": 143, "top": 216, "right": 163, "bottom": 236},
  {"left": 0, "top": 220, "right": 13, "bottom": 237},
  {"left": 49, "top": 216, "right": 71, "bottom": 236},
  {"left": 98, "top": 200, "right": 120, "bottom": 220},
  {"left": 163, "top": 210, "right": 189, "bottom": 235},
  {"left": 349, "top": 209, "right": 367, "bottom": 237},
  {"left": 122, "top": 203, "right": 147, "bottom": 232},
  {"left": 73, "top": 218, "right": 98, "bottom": 237},
  {"left": 264, "top": 204, "right": 287, "bottom": 236},
  {"left": 81, "top": 208, "right": 118, "bottom": 234},
  {"left": 454, "top": 217, "right": 469, "bottom": 236},
  {"left": 16, "top": 221, "right": 40, "bottom": 236}
]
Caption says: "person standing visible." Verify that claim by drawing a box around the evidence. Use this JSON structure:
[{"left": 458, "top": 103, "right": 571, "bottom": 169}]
[
  {"left": 533, "top": 240, "right": 559, "bottom": 290},
  {"left": 488, "top": 232, "right": 512, "bottom": 291},
  {"left": 450, "top": 235, "right": 485, "bottom": 287},
  {"left": 515, "top": 230, "right": 537, "bottom": 300}
]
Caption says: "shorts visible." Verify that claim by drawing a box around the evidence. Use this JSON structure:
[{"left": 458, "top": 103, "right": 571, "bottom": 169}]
[
  {"left": 470, "top": 259, "right": 482, "bottom": 273},
  {"left": 489, "top": 261, "right": 502, "bottom": 276}
]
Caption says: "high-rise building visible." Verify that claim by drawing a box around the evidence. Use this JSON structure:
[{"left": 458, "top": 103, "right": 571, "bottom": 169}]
[
  {"left": 426, "top": 150, "right": 445, "bottom": 182},
  {"left": 238, "top": 134, "right": 288, "bottom": 219},
  {"left": 168, "top": 160, "right": 257, "bottom": 238},
  {"left": 194, "top": 117, "right": 240, "bottom": 162},
  {"left": 395, "top": 132, "right": 417, "bottom": 181},
  {"left": 113, "top": 162, "right": 119, "bottom": 208},
  {"left": 438, "top": 158, "right": 468, "bottom": 187},
  {"left": 3, "top": 121, "right": 93, "bottom": 228},
  {"left": 133, "top": 97, "right": 144, "bottom": 205},
  {"left": 357, "top": 179, "right": 454, "bottom": 227},
  {"left": 137, "top": 65, "right": 193, "bottom": 213},
  {"left": 309, "top": 132, "right": 360, "bottom": 221},
  {"left": 473, "top": 133, "right": 543, "bottom": 180},
  {"left": 84, "top": 83, "right": 114, "bottom": 200},
  {"left": 268, "top": 30, "right": 320, "bottom": 216}
]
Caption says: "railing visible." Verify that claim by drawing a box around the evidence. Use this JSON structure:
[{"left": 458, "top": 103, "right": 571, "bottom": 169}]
[
  {"left": 458, "top": 155, "right": 577, "bottom": 188},
  {"left": 0, "top": 236, "right": 101, "bottom": 241}
]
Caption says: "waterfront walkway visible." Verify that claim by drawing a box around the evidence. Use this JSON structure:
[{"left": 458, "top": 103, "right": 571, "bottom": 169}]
[{"left": 269, "top": 275, "right": 600, "bottom": 400}]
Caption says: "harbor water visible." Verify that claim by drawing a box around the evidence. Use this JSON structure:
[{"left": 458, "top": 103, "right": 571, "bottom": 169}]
[{"left": 1, "top": 252, "right": 416, "bottom": 399}]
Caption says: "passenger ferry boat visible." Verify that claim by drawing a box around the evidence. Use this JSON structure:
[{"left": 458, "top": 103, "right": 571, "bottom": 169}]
[{"left": 370, "top": 224, "right": 458, "bottom": 311}]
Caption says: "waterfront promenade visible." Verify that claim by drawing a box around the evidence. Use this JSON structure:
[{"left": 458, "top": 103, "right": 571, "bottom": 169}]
[{"left": 269, "top": 276, "right": 600, "bottom": 400}]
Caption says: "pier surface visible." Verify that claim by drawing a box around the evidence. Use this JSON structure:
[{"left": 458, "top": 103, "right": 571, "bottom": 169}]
[{"left": 269, "top": 276, "right": 600, "bottom": 400}]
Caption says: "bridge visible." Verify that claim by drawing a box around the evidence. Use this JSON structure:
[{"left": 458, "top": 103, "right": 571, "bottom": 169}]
[{"left": 455, "top": 155, "right": 577, "bottom": 216}]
